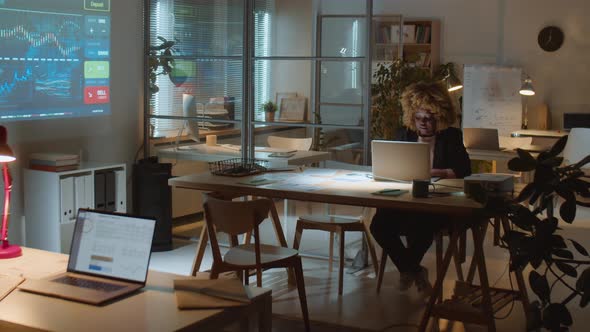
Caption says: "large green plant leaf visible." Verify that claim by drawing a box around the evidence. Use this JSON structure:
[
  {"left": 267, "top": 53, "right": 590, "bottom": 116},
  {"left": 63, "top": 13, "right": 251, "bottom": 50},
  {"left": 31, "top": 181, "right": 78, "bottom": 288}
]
[
  {"left": 576, "top": 268, "right": 590, "bottom": 307},
  {"left": 529, "top": 270, "right": 551, "bottom": 303},
  {"left": 570, "top": 239, "right": 589, "bottom": 257},
  {"left": 555, "top": 261, "right": 578, "bottom": 278},
  {"left": 508, "top": 150, "right": 537, "bottom": 171},
  {"left": 542, "top": 303, "right": 573, "bottom": 330},
  {"left": 547, "top": 135, "right": 569, "bottom": 158}
]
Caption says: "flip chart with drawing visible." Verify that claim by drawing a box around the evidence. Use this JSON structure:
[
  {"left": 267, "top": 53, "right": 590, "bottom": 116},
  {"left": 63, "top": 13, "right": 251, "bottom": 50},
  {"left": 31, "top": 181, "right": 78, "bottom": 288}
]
[{"left": 462, "top": 65, "right": 522, "bottom": 137}]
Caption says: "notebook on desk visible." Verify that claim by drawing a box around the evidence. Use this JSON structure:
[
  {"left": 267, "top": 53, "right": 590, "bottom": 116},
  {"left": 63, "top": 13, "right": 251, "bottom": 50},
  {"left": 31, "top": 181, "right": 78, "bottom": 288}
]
[
  {"left": 19, "top": 209, "right": 156, "bottom": 305},
  {"left": 371, "top": 140, "right": 432, "bottom": 182}
]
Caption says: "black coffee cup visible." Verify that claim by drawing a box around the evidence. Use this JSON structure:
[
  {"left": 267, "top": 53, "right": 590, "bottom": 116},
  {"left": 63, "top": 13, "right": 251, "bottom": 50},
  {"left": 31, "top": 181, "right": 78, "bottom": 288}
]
[{"left": 412, "top": 179, "right": 430, "bottom": 198}]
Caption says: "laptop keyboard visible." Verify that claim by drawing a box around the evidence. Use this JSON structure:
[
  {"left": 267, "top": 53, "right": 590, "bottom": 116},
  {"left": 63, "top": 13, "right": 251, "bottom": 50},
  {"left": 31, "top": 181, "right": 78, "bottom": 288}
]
[{"left": 53, "top": 276, "right": 126, "bottom": 292}]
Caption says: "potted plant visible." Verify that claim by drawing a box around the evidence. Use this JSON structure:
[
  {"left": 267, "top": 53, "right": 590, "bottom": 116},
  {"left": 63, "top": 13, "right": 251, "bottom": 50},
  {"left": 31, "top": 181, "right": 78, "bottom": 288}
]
[
  {"left": 473, "top": 136, "right": 590, "bottom": 331},
  {"left": 262, "top": 101, "right": 277, "bottom": 122},
  {"left": 148, "top": 36, "right": 186, "bottom": 94}
]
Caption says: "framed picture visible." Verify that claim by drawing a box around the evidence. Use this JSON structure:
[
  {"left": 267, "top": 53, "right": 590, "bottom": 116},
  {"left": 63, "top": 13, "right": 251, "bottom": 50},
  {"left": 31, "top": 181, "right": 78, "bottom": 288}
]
[
  {"left": 275, "top": 92, "right": 297, "bottom": 105},
  {"left": 278, "top": 97, "right": 307, "bottom": 122}
]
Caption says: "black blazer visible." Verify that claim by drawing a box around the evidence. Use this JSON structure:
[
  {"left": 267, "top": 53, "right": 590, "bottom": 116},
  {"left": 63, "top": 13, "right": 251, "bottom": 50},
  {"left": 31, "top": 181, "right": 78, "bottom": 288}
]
[{"left": 395, "top": 127, "right": 472, "bottom": 179}]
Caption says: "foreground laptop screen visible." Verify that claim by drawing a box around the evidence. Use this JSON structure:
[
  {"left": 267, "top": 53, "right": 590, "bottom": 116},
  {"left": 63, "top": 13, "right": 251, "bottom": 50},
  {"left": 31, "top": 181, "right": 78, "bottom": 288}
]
[{"left": 68, "top": 210, "right": 156, "bottom": 282}]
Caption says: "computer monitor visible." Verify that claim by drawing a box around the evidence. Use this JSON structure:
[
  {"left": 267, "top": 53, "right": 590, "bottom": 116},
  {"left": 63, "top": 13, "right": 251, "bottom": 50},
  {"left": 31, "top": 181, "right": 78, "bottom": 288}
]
[{"left": 182, "top": 94, "right": 199, "bottom": 143}]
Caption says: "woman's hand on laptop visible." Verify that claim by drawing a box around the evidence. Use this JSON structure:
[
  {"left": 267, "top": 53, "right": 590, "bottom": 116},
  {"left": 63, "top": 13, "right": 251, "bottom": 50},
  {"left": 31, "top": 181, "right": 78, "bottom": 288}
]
[{"left": 431, "top": 168, "right": 456, "bottom": 179}]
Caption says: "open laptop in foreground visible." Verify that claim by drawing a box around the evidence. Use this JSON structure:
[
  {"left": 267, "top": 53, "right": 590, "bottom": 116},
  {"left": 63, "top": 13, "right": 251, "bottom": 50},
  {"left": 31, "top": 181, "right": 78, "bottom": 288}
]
[
  {"left": 371, "top": 140, "right": 436, "bottom": 183},
  {"left": 19, "top": 209, "right": 156, "bottom": 305},
  {"left": 463, "top": 128, "right": 504, "bottom": 151}
]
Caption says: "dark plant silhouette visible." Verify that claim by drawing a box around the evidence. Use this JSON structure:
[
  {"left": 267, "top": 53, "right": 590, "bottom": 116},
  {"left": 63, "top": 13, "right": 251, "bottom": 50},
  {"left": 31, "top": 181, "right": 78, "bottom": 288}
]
[{"left": 477, "top": 135, "right": 590, "bottom": 331}]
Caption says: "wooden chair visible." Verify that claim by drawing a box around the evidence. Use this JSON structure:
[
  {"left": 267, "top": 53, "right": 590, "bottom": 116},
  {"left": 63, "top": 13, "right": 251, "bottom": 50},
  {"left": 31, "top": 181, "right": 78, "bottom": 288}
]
[
  {"left": 293, "top": 214, "right": 379, "bottom": 295},
  {"left": 267, "top": 136, "right": 313, "bottom": 151},
  {"left": 202, "top": 193, "right": 310, "bottom": 332}
]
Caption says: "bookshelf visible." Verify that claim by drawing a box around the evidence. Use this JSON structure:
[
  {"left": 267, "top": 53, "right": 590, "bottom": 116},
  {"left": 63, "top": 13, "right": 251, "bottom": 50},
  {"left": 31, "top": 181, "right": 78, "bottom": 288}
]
[{"left": 372, "top": 18, "right": 440, "bottom": 75}]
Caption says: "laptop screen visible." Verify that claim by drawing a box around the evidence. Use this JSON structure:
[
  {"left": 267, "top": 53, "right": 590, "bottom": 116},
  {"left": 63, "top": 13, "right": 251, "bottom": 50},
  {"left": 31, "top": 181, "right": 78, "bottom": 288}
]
[{"left": 68, "top": 209, "right": 156, "bottom": 283}]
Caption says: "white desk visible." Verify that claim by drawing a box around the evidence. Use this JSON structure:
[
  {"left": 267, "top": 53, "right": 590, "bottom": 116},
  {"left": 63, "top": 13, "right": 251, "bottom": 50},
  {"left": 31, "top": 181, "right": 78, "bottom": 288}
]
[
  {"left": 158, "top": 144, "right": 330, "bottom": 166},
  {"left": 511, "top": 129, "right": 568, "bottom": 138},
  {"left": 0, "top": 248, "right": 272, "bottom": 332}
]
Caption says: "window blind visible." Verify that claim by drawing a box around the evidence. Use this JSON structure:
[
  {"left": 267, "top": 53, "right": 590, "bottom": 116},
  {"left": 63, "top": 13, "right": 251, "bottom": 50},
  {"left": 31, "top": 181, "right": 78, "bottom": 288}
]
[{"left": 148, "top": 0, "right": 272, "bottom": 137}]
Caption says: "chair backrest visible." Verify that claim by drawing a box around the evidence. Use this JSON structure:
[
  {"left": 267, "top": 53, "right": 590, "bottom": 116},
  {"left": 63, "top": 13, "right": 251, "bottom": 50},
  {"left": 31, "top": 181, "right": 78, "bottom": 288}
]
[
  {"left": 202, "top": 193, "right": 271, "bottom": 236},
  {"left": 267, "top": 136, "right": 312, "bottom": 151},
  {"left": 563, "top": 128, "right": 590, "bottom": 168}
]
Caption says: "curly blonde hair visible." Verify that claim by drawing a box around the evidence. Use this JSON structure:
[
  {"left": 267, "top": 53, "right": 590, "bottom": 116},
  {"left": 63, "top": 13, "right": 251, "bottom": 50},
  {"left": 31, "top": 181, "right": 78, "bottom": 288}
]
[{"left": 401, "top": 81, "right": 456, "bottom": 132}]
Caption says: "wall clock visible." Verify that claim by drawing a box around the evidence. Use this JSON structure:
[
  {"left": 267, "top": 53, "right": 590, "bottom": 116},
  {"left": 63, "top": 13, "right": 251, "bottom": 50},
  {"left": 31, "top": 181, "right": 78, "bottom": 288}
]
[{"left": 538, "top": 26, "right": 564, "bottom": 52}]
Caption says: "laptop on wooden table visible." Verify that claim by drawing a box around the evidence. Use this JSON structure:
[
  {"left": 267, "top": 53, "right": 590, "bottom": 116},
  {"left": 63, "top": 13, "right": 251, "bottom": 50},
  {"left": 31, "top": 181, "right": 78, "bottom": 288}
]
[
  {"left": 19, "top": 209, "right": 156, "bottom": 305},
  {"left": 463, "top": 128, "right": 504, "bottom": 151},
  {"left": 371, "top": 140, "right": 433, "bottom": 182}
]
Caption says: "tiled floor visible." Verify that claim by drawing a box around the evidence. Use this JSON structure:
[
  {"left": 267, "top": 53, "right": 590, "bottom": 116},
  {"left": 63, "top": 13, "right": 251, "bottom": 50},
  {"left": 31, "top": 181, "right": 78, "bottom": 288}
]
[{"left": 150, "top": 203, "right": 590, "bottom": 331}]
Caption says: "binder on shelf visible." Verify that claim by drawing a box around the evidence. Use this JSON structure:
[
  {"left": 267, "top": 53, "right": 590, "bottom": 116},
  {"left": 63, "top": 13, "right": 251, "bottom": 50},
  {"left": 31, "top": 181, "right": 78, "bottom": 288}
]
[
  {"left": 115, "top": 170, "right": 126, "bottom": 213},
  {"left": 94, "top": 172, "right": 106, "bottom": 210},
  {"left": 74, "top": 175, "right": 93, "bottom": 212},
  {"left": 59, "top": 177, "right": 75, "bottom": 224},
  {"left": 105, "top": 171, "right": 116, "bottom": 212}
]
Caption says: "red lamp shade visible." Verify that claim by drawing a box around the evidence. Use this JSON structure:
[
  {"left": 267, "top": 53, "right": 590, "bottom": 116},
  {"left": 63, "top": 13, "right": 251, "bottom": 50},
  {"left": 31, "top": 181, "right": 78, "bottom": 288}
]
[{"left": 0, "top": 126, "right": 15, "bottom": 162}]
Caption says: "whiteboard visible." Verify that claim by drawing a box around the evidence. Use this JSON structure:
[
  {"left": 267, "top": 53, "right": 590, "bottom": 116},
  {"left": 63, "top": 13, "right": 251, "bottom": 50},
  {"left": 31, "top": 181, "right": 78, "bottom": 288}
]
[{"left": 462, "top": 65, "right": 522, "bottom": 137}]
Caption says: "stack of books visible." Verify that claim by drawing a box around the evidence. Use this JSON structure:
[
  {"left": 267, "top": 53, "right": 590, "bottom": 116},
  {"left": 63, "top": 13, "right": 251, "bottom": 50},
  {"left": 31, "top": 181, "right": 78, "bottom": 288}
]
[{"left": 29, "top": 153, "right": 79, "bottom": 172}]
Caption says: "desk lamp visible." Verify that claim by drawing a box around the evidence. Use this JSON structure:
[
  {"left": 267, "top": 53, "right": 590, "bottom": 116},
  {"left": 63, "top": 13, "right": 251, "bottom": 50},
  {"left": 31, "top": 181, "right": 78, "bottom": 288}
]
[
  {"left": 445, "top": 67, "right": 463, "bottom": 92},
  {"left": 519, "top": 76, "right": 536, "bottom": 129},
  {"left": 0, "top": 125, "right": 20, "bottom": 259}
]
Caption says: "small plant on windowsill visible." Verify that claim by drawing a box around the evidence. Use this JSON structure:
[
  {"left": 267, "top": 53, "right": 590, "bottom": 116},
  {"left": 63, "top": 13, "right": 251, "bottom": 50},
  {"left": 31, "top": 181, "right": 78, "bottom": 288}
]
[
  {"left": 262, "top": 101, "right": 277, "bottom": 122},
  {"left": 472, "top": 136, "right": 590, "bottom": 331}
]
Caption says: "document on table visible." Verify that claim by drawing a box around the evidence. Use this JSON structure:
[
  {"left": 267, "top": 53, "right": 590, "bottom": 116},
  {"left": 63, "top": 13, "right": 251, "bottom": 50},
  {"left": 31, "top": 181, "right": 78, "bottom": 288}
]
[
  {"left": 0, "top": 274, "right": 25, "bottom": 301},
  {"left": 174, "top": 278, "right": 251, "bottom": 309}
]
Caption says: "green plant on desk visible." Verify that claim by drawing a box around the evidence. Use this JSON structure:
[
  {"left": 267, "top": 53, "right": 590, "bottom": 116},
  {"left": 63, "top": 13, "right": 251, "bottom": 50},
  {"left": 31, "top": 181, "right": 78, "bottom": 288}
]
[{"left": 474, "top": 136, "right": 590, "bottom": 331}]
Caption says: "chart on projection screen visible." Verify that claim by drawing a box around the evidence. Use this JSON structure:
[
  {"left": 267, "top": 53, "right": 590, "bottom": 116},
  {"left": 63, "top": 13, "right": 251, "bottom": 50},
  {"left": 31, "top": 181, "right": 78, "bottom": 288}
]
[
  {"left": 462, "top": 65, "right": 522, "bottom": 137},
  {"left": 0, "top": 0, "right": 111, "bottom": 121}
]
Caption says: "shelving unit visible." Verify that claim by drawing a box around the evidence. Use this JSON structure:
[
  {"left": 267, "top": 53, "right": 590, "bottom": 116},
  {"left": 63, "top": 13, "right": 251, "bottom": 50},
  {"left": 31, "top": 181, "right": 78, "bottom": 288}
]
[
  {"left": 372, "top": 17, "right": 440, "bottom": 75},
  {"left": 24, "top": 162, "right": 126, "bottom": 254}
]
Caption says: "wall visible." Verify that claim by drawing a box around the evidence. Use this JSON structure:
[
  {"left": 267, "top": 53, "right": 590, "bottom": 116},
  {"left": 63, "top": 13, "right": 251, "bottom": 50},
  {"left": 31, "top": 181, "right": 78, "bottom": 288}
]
[
  {"left": 6, "top": 0, "right": 144, "bottom": 244},
  {"left": 331, "top": 0, "right": 590, "bottom": 128}
]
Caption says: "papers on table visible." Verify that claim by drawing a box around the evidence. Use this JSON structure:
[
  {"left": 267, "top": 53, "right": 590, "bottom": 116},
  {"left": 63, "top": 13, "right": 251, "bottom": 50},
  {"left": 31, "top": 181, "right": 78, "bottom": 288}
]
[
  {"left": 174, "top": 278, "right": 251, "bottom": 309},
  {"left": 0, "top": 274, "right": 25, "bottom": 301}
]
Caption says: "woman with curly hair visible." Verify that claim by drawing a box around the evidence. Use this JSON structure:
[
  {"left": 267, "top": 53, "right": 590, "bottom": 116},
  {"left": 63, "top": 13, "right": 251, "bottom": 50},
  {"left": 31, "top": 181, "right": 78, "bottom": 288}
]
[{"left": 370, "top": 81, "right": 471, "bottom": 293}]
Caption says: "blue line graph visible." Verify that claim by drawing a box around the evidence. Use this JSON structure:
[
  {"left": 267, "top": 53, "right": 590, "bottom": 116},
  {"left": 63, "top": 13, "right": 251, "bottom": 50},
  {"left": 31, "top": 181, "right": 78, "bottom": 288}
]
[{"left": 0, "top": 1, "right": 110, "bottom": 121}]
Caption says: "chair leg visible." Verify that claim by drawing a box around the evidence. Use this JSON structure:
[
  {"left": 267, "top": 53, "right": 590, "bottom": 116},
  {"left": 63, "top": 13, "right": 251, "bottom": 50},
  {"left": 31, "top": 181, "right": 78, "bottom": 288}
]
[
  {"left": 376, "top": 250, "right": 387, "bottom": 293},
  {"left": 362, "top": 221, "right": 379, "bottom": 276},
  {"left": 328, "top": 231, "right": 334, "bottom": 272},
  {"left": 338, "top": 228, "right": 345, "bottom": 296},
  {"left": 293, "top": 257, "right": 310, "bottom": 332},
  {"left": 293, "top": 222, "right": 304, "bottom": 250}
]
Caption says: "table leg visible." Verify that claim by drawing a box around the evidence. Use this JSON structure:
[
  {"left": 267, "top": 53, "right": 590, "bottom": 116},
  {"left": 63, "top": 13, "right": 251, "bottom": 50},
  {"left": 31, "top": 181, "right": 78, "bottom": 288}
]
[
  {"left": 419, "top": 228, "right": 459, "bottom": 332},
  {"left": 471, "top": 222, "right": 496, "bottom": 332},
  {"left": 191, "top": 222, "right": 209, "bottom": 276},
  {"left": 258, "top": 292, "right": 272, "bottom": 332},
  {"left": 499, "top": 216, "right": 531, "bottom": 325}
]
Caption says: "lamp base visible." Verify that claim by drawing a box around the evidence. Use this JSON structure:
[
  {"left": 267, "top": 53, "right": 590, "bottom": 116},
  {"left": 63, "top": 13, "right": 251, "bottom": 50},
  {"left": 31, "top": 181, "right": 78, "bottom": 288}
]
[{"left": 0, "top": 241, "right": 22, "bottom": 259}]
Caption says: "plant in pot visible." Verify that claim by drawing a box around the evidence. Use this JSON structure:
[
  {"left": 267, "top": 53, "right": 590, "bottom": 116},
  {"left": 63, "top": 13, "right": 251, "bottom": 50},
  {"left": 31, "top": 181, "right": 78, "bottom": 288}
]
[
  {"left": 473, "top": 136, "right": 590, "bottom": 331},
  {"left": 262, "top": 101, "right": 277, "bottom": 122},
  {"left": 148, "top": 36, "right": 186, "bottom": 94}
]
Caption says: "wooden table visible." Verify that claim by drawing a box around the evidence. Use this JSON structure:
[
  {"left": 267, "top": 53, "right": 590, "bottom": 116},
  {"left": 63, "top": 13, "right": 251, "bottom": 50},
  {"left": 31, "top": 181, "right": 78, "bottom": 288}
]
[
  {"left": 169, "top": 168, "right": 530, "bottom": 331},
  {"left": 0, "top": 248, "right": 272, "bottom": 332}
]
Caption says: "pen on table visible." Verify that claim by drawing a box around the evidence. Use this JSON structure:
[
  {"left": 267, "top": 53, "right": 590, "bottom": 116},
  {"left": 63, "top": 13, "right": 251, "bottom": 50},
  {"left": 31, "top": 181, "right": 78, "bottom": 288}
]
[
  {"left": 379, "top": 189, "right": 402, "bottom": 193},
  {"left": 250, "top": 178, "right": 266, "bottom": 183}
]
